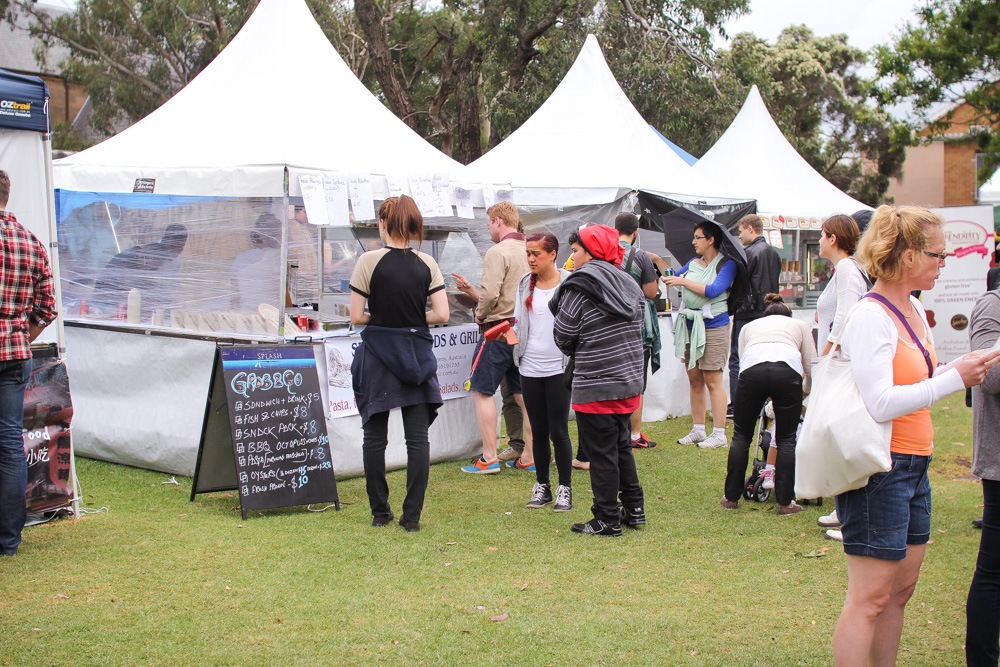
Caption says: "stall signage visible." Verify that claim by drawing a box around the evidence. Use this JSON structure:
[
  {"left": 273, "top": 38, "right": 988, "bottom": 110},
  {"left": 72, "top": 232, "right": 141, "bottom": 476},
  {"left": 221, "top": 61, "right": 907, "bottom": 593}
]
[
  {"left": 0, "top": 70, "right": 49, "bottom": 133},
  {"left": 324, "top": 323, "right": 480, "bottom": 419}
]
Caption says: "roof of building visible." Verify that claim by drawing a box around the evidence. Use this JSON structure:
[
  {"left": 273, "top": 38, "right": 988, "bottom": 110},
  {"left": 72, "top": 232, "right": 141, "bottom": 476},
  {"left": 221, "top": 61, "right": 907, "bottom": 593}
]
[{"left": 0, "top": 4, "right": 70, "bottom": 76}]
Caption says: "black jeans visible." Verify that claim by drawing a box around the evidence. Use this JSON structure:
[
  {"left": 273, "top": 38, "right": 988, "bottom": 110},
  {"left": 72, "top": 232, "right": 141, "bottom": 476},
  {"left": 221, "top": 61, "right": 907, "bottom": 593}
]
[
  {"left": 576, "top": 411, "right": 643, "bottom": 524},
  {"left": 967, "top": 478, "right": 1000, "bottom": 666},
  {"left": 724, "top": 361, "right": 802, "bottom": 506},
  {"left": 521, "top": 374, "right": 573, "bottom": 488},
  {"left": 728, "top": 316, "right": 751, "bottom": 407},
  {"left": 362, "top": 403, "right": 431, "bottom": 523}
]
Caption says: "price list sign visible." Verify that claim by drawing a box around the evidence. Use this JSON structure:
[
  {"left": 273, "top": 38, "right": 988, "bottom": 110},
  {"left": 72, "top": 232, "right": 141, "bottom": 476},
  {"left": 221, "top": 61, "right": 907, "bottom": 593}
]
[{"left": 192, "top": 345, "right": 339, "bottom": 519}]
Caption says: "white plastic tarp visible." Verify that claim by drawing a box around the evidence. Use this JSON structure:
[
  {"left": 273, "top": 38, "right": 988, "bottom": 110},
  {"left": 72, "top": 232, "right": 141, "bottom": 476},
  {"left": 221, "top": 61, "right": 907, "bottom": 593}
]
[
  {"left": 694, "top": 85, "right": 870, "bottom": 218},
  {"left": 464, "top": 34, "right": 733, "bottom": 206}
]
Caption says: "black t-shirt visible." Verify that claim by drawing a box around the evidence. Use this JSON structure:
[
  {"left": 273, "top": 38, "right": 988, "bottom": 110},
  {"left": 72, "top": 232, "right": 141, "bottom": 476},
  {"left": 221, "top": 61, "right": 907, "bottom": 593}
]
[{"left": 349, "top": 247, "right": 445, "bottom": 328}]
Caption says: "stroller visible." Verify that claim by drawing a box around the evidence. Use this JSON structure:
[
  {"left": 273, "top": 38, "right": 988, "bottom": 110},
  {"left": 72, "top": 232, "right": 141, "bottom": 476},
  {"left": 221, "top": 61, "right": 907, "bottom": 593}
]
[{"left": 742, "top": 401, "right": 822, "bottom": 506}]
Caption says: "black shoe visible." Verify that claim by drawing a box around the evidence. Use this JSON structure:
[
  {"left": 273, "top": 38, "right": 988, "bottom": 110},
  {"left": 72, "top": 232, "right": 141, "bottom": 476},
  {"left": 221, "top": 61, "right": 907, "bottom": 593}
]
[
  {"left": 372, "top": 512, "right": 394, "bottom": 527},
  {"left": 620, "top": 505, "right": 646, "bottom": 528},
  {"left": 526, "top": 482, "right": 553, "bottom": 509},
  {"left": 399, "top": 518, "right": 420, "bottom": 533},
  {"left": 570, "top": 518, "right": 622, "bottom": 537},
  {"left": 974, "top": 516, "right": 984, "bottom": 529}
]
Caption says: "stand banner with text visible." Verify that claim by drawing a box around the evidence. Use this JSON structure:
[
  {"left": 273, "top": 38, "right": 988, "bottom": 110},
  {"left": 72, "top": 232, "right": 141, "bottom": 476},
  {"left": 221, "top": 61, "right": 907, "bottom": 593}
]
[
  {"left": 324, "top": 324, "right": 480, "bottom": 419},
  {"left": 925, "top": 206, "right": 995, "bottom": 363}
]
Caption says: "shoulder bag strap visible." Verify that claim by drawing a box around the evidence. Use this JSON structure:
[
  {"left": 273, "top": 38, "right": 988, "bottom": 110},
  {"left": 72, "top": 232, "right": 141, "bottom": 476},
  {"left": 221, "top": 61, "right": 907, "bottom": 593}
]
[
  {"left": 864, "top": 291, "right": 935, "bottom": 378},
  {"left": 623, "top": 245, "right": 636, "bottom": 274},
  {"left": 850, "top": 257, "right": 874, "bottom": 289}
]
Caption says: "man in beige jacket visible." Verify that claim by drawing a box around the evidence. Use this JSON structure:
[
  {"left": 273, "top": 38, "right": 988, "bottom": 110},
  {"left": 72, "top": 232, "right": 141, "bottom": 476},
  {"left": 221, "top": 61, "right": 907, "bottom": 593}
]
[{"left": 453, "top": 202, "right": 533, "bottom": 474}]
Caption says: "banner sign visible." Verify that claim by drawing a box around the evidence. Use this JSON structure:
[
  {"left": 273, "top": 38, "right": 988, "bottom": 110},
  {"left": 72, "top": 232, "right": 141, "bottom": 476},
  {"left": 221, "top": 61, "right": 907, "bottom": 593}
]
[
  {"left": 0, "top": 69, "right": 49, "bottom": 133},
  {"left": 324, "top": 323, "right": 480, "bottom": 419},
  {"left": 24, "top": 356, "right": 74, "bottom": 517},
  {"left": 925, "top": 206, "right": 995, "bottom": 363}
]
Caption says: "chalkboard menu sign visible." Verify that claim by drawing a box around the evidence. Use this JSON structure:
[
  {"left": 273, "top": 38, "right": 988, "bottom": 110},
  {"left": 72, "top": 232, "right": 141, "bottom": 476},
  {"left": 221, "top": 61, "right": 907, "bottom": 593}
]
[{"left": 191, "top": 345, "right": 339, "bottom": 519}]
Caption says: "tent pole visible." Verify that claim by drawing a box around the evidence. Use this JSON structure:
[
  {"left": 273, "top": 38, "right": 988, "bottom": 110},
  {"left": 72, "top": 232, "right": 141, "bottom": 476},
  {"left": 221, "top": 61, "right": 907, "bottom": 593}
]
[
  {"left": 41, "top": 135, "right": 66, "bottom": 356},
  {"left": 278, "top": 168, "right": 290, "bottom": 338}
]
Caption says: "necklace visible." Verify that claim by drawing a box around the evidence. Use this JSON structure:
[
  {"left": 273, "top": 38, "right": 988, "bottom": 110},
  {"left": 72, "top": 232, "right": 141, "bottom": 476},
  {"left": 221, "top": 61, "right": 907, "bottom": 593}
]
[{"left": 873, "top": 289, "right": 915, "bottom": 318}]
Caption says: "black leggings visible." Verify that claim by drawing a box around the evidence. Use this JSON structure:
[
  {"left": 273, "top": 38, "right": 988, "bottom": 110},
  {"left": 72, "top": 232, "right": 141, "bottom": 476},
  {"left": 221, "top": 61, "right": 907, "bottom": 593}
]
[
  {"left": 361, "top": 403, "right": 431, "bottom": 523},
  {"left": 520, "top": 373, "right": 573, "bottom": 488},
  {"left": 967, "top": 478, "right": 1000, "bottom": 666}
]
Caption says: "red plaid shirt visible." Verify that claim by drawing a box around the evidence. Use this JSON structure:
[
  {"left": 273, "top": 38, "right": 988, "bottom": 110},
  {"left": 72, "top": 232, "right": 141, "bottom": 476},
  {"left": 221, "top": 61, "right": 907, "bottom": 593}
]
[{"left": 0, "top": 211, "right": 56, "bottom": 361}]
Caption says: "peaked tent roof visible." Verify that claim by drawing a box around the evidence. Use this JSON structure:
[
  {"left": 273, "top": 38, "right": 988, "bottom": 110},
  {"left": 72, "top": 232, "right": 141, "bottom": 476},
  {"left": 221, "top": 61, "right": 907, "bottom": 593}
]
[
  {"left": 650, "top": 126, "right": 697, "bottom": 166},
  {"left": 464, "top": 34, "right": 736, "bottom": 206},
  {"left": 54, "top": 0, "right": 465, "bottom": 197},
  {"left": 693, "top": 85, "right": 869, "bottom": 218}
]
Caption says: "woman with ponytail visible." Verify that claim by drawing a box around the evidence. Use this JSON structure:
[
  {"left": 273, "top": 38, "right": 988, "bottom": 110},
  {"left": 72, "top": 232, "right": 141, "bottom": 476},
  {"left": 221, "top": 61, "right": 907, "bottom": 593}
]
[
  {"left": 512, "top": 232, "right": 574, "bottom": 511},
  {"left": 830, "top": 205, "right": 1000, "bottom": 665},
  {"left": 349, "top": 195, "right": 450, "bottom": 533},
  {"left": 721, "top": 293, "right": 815, "bottom": 515}
]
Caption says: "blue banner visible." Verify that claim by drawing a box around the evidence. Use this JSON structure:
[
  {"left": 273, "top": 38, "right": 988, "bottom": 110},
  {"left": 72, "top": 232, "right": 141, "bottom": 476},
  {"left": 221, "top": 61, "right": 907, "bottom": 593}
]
[{"left": 0, "top": 69, "right": 49, "bottom": 133}]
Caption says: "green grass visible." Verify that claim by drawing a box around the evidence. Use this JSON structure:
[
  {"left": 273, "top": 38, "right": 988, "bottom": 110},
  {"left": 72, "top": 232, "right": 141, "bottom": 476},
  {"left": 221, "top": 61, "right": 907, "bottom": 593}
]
[{"left": 0, "top": 392, "right": 980, "bottom": 666}]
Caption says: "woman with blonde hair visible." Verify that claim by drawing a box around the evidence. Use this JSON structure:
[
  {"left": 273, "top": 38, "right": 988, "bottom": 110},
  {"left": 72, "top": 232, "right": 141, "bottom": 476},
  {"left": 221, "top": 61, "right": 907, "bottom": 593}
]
[{"left": 831, "top": 205, "right": 1000, "bottom": 665}]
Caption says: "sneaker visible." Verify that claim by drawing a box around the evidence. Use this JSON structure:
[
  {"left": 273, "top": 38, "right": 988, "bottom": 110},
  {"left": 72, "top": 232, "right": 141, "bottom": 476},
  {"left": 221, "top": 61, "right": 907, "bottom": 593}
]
[
  {"left": 720, "top": 496, "right": 738, "bottom": 510},
  {"left": 505, "top": 457, "right": 536, "bottom": 472},
  {"left": 497, "top": 447, "right": 521, "bottom": 462},
  {"left": 818, "top": 509, "right": 841, "bottom": 528},
  {"left": 572, "top": 459, "right": 590, "bottom": 470},
  {"left": 461, "top": 457, "right": 500, "bottom": 474},
  {"left": 825, "top": 529, "right": 843, "bottom": 542},
  {"left": 677, "top": 430, "right": 706, "bottom": 445},
  {"left": 554, "top": 485, "right": 573, "bottom": 512},
  {"left": 698, "top": 432, "right": 728, "bottom": 449},
  {"left": 570, "top": 518, "right": 622, "bottom": 537},
  {"left": 372, "top": 511, "right": 395, "bottom": 527},
  {"left": 526, "top": 482, "right": 553, "bottom": 508},
  {"left": 777, "top": 501, "right": 803, "bottom": 516},
  {"left": 631, "top": 433, "right": 658, "bottom": 449},
  {"left": 759, "top": 467, "right": 775, "bottom": 490},
  {"left": 620, "top": 505, "right": 646, "bottom": 528}
]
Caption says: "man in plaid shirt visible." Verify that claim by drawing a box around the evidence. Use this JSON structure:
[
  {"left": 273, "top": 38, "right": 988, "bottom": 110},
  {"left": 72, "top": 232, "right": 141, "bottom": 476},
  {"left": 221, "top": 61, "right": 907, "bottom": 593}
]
[{"left": 0, "top": 169, "right": 56, "bottom": 556}]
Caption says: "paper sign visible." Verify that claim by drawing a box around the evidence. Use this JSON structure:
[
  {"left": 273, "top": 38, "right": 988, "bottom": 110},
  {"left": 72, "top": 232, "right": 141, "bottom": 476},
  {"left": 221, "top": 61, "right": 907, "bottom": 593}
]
[
  {"left": 482, "top": 186, "right": 496, "bottom": 210},
  {"left": 430, "top": 173, "right": 453, "bottom": 217},
  {"left": 297, "top": 175, "right": 331, "bottom": 226},
  {"left": 348, "top": 173, "right": 376, "bottom": 221},
  {"left": 495, "top": 188, "right": 514, "bottom": 204},
  {"left": 322, "top": 175, "right": 351, "bottom": 227},
  {"left": 454, "top": 187, "right": 475, "bottom": 219},
  {"left": 409, "top": 174, "right": 436, "bottom": 217},
  {"left": 768, "top": 229, "right": 784, "bottom": 249},
  {"left": 387, "top": 174, "right": 410, "bottom": 197}
]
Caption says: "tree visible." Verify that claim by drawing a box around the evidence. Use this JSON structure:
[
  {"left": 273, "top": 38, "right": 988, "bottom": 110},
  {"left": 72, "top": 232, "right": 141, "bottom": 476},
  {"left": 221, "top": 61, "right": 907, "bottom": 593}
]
[{"left": 873, "top": 0, "right": 1000, "bottom": 183}]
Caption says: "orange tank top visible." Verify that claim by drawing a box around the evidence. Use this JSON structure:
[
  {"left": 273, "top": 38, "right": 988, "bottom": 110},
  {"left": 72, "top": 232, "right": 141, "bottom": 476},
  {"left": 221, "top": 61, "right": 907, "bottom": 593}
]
[{"left": 889, "top": 333, "right": 938, "bottom": 456}]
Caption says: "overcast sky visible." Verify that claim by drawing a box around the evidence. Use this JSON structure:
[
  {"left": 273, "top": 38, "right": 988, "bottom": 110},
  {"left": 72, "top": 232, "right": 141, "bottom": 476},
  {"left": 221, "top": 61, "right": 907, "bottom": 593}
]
[{"left": 718, "top": 0, "right": 923, "bottom": 52}]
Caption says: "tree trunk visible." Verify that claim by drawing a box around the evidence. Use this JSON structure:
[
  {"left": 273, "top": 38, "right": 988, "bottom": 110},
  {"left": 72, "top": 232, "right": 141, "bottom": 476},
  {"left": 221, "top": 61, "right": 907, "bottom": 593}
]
[
  {"left": 354, "top": 0, "right": 418, "bottom": 130},
  {"left": 456, "top": 42, "right": 483, "bottom": 164}
]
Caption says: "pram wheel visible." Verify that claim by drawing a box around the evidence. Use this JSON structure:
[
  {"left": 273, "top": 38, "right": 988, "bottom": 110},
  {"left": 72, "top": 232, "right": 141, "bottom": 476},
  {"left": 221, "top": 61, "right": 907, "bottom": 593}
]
[
  {"left": 751, "top": 476, "right": 771, "bottom": 503},
  {"left": 743, "top": 474, "right": 757, "bottom": 501}
]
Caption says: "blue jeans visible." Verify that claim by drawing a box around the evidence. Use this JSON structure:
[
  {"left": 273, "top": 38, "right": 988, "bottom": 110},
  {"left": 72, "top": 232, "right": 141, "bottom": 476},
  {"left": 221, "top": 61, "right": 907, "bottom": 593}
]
[{"left": 0, "top": 358, "right": 29, "bottom": 554}]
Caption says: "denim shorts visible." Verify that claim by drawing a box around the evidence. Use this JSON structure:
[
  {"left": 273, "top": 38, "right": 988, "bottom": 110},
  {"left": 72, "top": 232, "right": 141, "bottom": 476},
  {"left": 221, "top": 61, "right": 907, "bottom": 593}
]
[
  {"left": 836, "top": 451, "right": 932, "bottom": 560},
  {"left": 469, "top": 337, "right": 521, "bottom": 395}
]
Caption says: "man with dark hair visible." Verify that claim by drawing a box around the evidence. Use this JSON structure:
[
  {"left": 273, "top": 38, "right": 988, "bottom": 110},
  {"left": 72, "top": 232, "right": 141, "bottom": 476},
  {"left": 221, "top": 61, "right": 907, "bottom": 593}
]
[
  {"left": 0, "top": 169, "right": 57, "bottom": 556},
  {"left": 728, "top": 214, "right": 780, "bottom": 416},
  {"left": 614, "top": 212, "right": 661, "bottom": 449}
]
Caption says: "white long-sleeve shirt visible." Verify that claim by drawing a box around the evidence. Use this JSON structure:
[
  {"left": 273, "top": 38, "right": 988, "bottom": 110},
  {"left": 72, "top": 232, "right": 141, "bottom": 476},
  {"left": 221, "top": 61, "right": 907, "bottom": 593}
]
[
  {"left": 816, "top": 257, "right": 869, "bottom": 345},
  {"left": 840, "top": 298, "right": 965, "bottom": 423}
]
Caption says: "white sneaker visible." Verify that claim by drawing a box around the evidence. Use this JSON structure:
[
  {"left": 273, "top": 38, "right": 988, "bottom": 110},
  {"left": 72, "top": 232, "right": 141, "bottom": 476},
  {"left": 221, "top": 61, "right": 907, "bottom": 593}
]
[
  {"left": 825, "top": 529, "right": 843, "bottom": 542},
  {"left": 677, "top": 430, "right": 706, "bottom": 445},
  {"left": 698, "top": 432, "right": 729, "bottom": 449},
  {"left": 760, "top": 467, "right": 775, "bottom": 489},
  {"left": 818, "top": 509, "right": 841, "bottom": 528}
]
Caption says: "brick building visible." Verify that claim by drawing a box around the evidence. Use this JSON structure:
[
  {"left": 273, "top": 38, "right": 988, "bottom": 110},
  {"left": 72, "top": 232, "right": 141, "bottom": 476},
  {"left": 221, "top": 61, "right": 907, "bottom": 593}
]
[{"left": 888, "top": 100, "right": 998, "bottom": 208}]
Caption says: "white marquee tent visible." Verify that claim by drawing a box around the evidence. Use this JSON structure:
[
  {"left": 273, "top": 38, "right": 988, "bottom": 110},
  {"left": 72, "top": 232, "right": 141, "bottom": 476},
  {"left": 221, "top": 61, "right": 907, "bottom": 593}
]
[
  {"left": 693, "top": 85, "right": 870, "bottom": 218},
  {"left": 52, "top": 0, "right": 483, "bottom": 478},
  {"left": 980, "top": 169, "right": 1000, "bottom": 204},
  {"left": 464, "top": 34, "right": 735, "bottom": 207},
  {"left": 54, "top": 0, "right": 467, "bottom": 198}
]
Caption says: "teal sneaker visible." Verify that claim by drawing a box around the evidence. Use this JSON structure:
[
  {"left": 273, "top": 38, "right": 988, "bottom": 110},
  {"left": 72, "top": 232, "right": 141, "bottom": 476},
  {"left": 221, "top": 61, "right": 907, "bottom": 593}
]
[
  {"left": 461, "top": 457, "right": 500, "bottom": 474},
  {"left": 505, "top": 458, "right": 536, "bottom": 472}
]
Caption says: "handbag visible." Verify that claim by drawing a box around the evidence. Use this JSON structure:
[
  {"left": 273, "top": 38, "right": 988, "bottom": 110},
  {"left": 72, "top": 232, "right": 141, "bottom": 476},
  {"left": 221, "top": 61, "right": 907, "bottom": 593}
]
[{"left": 794, "top": 304, "right": 892, "bottom": 499}]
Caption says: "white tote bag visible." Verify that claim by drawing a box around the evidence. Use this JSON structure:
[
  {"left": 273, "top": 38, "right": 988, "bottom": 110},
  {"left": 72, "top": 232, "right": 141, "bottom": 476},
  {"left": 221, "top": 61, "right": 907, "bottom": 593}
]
[{"left": 794, "top": 311, "right": 892, "bottom": 499}]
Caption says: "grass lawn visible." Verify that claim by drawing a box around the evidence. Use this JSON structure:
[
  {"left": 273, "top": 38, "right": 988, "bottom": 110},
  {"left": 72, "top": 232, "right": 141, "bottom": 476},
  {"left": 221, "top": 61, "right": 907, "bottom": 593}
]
[{"left": 0, "top": 392, "right": 982, "bottom": 666}]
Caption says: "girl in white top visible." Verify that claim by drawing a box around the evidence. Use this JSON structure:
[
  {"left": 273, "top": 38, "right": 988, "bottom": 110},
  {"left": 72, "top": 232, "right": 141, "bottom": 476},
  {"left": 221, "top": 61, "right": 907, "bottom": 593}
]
[
  {"left": 815, "top": 214, "right": 871, "bottom": 356},
  {"left": 512, "top": 232, "right": 573, "bottom": 512}
]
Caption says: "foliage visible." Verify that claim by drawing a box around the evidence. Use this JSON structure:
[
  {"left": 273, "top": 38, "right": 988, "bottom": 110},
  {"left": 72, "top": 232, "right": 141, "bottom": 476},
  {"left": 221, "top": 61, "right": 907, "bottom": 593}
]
[
  {"left": 51, "top": 120, "right": 94, "bottom": 152},
  {"left": 874, "top": 0, "right": 1000, "bottom": 183},
  {"left": 0, "top": 393, "right": 980, "bottom": 665}
]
